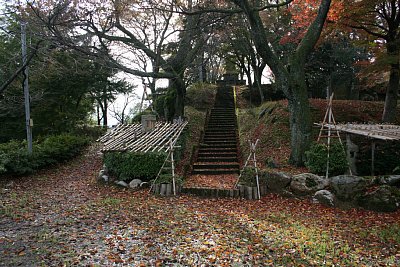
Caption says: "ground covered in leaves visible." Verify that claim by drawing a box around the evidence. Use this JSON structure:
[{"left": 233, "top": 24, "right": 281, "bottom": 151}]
[
  {"left": 184, "top": 174, "right": 237, "bottom": 190},
  {"left": 1, "top": 145, "right": 400, "bottom": 266}
]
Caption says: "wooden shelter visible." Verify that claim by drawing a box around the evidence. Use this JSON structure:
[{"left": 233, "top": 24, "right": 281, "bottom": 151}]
[
  {"left": 316, "top": 123, "right": 400, "bottom": 175},
  {"left": 98, "top": 120, "right": 188, "bottom": 153},
  {"left": 315, "top": 123, "right": 400, "bottom": 141}
]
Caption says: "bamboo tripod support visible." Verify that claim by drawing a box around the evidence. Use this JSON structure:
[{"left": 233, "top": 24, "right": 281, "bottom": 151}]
[
  {"left": 235, "top": 139, "right": 261, "bottom": 199},
  {"left": 149, "top": 140, "right": 180, "bottom": 196},
  {"left": 317, "top": 93, "right": 351, "bottom": 178}
]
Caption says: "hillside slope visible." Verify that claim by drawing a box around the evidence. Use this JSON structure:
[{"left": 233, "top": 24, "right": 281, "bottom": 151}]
[{"left": 237, "top": 97, "right": 400, "bottom": 174}]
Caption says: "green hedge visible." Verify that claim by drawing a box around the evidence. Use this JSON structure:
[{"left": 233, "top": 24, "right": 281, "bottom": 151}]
[
  {"left": 0, "top": 134, "right": 90, "bottom": 176},
  {"left": 103, "top": 151, "right": 166, "bottom": 182},
  {"left": 305, "top": 142, "right": 348, "bottom": 177}
]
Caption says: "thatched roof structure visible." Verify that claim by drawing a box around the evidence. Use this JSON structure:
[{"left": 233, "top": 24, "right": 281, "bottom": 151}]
[{"left": 98, "top": 121, "right": 188, "bottom": 153}]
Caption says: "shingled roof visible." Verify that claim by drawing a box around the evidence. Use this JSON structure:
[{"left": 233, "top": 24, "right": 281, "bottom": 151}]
[{"left": 98, "top": 121, "right": 188, "bottom": 153}]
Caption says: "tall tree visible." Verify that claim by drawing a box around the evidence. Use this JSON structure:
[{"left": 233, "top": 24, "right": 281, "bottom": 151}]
[
  {"left": 26, "top": 0, "right": 217, "bottom": 118},
  {"left": 342, "top": 0, "right": 400, "bottom": 123},
  {"left": 229, "top": 0, "right": 332, "bottom": 165}
]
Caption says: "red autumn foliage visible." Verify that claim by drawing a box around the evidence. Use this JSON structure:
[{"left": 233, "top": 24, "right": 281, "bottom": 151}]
[{"left": 280, "top": 0, "right": 345, "bottom": 45}]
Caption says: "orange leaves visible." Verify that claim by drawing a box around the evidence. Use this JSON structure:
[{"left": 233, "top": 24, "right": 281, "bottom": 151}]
[{"left": 280, "top": 0, "right": 345, "bottom": 45}]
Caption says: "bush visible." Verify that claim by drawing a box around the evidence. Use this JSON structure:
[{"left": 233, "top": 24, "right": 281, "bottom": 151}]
[
  {"left": 238, "top": 167, "right": 266, "bottom": 187},
  {"left": 0, "top": 134, "right": 90, "bottom": 176},
  {"left": 0, "top": 140, "right": 36, "bottom": 175},
  {"left": 155, "top": 173, "right": 183, "bottom": 185},
  {"left": 185, "top": 83, "right": 216, "bottom": 109},
  {"left": 37, "top": 134, "right": 91, "bottom": 164},
  {"left": 305, "top": 142, "right": 348, "bottom": 177},
  {"left": 103, "top": 151, "right": 166, "bottom": 181}
]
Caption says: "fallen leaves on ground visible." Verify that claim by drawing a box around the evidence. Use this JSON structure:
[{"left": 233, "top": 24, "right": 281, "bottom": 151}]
[
  {"left": 1, "top": 144, "right": 400, "bottom": 266},
  {"left": 184, "top": 174, "right": 237, "bottom": 189}
]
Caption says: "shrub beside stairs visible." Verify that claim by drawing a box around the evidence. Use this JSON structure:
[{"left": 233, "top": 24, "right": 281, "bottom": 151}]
[{"left": 182, "top": 85, "right": 241, "bottom": 197}]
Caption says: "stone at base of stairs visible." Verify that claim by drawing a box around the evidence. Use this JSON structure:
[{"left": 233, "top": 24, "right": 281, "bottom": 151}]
[{"left": 181, "top": 187, "right": 240, "bottom": 198}]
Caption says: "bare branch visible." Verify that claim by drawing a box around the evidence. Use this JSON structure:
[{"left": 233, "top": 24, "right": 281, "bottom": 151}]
[{"left": 0, "top": 40, "right": 43, "bottom": 94}]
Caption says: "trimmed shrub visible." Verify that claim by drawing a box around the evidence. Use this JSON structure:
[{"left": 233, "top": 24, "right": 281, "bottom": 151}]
[
  {"left": 305, "top": 142, "right": 348, "bottom": 177},
  {"left": 238, "top": 167, "right": 266, "bottom": 187},
  {"left": 0, "top": 134, "right": 90, "bottom": 176},
  {"left": 0, "top": 140, "right": 35, "bottom": 175},
  {"left": 38, "top": 134, "right": 90, "bottom": 164},
  {"left": 155, "top": 173, "right": 183, "bottom": 185},
  {"left": 103, "top": 151, "right": 166, "bottom": 182}
]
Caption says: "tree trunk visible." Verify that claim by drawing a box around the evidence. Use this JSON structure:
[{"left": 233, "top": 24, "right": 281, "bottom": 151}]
[
  {"left": 169, "top": 76, "right": 186, "bottom": 119},
  {"left": 96, "top": 104, "right": 101, "bottom": 126},
  {"left": 382, "top": 42, "right": 399, "bottom": 123},
  {"left": 232, "top": 0, "right": 331, "bottom": 166},
  {"left": 287, "top": 57, "right": 312, "bottom": 166},
  {"left": 253, "top": 66, "right": 265, "bottom": 103},
  {"left": 245, "top": 68, "right": 253, "bottom": 106},
  {"left": 103, "top": 97, "right": 108, "bottom": 127}
]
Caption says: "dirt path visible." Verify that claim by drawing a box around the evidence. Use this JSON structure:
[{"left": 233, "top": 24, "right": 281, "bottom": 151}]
[{"left": 1, "top": 144, "right": 400, "bottom": 266}]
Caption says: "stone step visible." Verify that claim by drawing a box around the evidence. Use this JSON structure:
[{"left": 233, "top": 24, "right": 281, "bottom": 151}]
[
  {"left": 199, "top": 147, "right": 237, "bottom": 153},
  {"left": 200, "top": 144, "right": 236, "bottom": 149},
  {"left": 203, "top": 138, "right": 237, "bottom": 142},
  {"left": 197, "top": 157, "right": 238, "bottom": 162},
  {"left": 210, "top": 112, "right": 235, "bottom": 115},
  {"left": 211, "top": 108, "right": 235, "bottom": 112},
  {"left": 181, "top": 187, "right": 240, "bottom": 198},
  {"left": 197, "top": 152, "right": 237, "bottom": 158},
  {"left": 206, "top": 126, "right": 236, "bottom": 130},
  {"left": 204, "top": 132, "right": 237, "bottom": 136},
  {"left": 208, "top": 116, "right": 236, "bottom": 119},
  {"left": 193, "top": 163, "right": 239, "bottom": 170},
  {"left": 191, "top": 168, "right": 240, "bottom": 175},
  {"left": 203, "top": 136, "right": 236, "bottom": 141},
  {"left": 207, "top": 125, "right": 236, "bottom": 129},
  {"left": 205, "top": 132, "right": 236, "bottom": 136},
  {"left": 202, "top": 140, "right": 237, "bottom": 144}
]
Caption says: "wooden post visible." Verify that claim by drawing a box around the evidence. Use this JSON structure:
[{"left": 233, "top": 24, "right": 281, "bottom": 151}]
[
  {"left": 170, "top": 140, "right": 176, "bottom": 196},
  {"left": 252, "top": 141, "right": 261, "bottom": 200},
  {"left": 21, "top": 22, "right": 33, "bottom": 154},
  {"left": 371, "top": 140, "right": 375, "bottom": 176}
]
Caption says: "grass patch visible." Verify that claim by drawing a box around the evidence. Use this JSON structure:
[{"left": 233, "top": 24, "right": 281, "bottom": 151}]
[{"left": 99, "top": 197, "right": 122, "bottom": 207}]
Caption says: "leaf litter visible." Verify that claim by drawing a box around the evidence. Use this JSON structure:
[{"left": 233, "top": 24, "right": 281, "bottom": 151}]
[{"left": 0, "top": 144, "right": 399, "bottom": 266}]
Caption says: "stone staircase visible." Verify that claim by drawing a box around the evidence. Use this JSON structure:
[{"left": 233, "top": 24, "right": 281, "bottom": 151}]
[{"left": 191, "top": 86, "right": 240, "bottom": 175}]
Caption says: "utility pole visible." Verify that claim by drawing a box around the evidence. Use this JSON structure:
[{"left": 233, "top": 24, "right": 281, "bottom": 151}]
[{"left": 21, "top": 22, "right": 33, "bottom": 154}]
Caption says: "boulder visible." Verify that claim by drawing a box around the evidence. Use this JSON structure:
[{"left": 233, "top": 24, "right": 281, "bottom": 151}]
[
  {"left": 266, "top": 172, "right": 292, "bottom": 192},
  {"left": 331, "top": 175, "right": 367, "bottom": 200},
  {"left": 100, "top": 175, "right": 109, "bottom": 183},
  {"left": 98, "top": 169, "right": 105, "bottom": 178},
  {"left": 281, "top": 190, "right": 295, "bottom": 198},
  {"left": 97, "top": 170, "right": 109, "bottom": 183},
  {"left": 290, "top": 173, "right": 329, "bottom": 196},
  {"left": 129, "top": 179, "right": 143, "bottom": 189},
  {"left": 357, "top": 185, "right": 400, "bottom": 212},
  {"left": 115, "top": 180, "right": 128, "bottom": 187},
  {"left": 376, "top": 175, "right": 400, "bottom": 187},
  {"left": 313, "top": 190, "right": 335, "bottom": 207},
  {"left": 102, "top": 164, "right": 109, "bottom": 173},
  {"left": 140, "top": 182, "right": 149, "bottom": 188}
]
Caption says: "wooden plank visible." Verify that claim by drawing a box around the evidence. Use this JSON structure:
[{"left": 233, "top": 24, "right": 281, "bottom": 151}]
[{"left": 315, "top": 123, "right": 400, "bottom": 141}]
